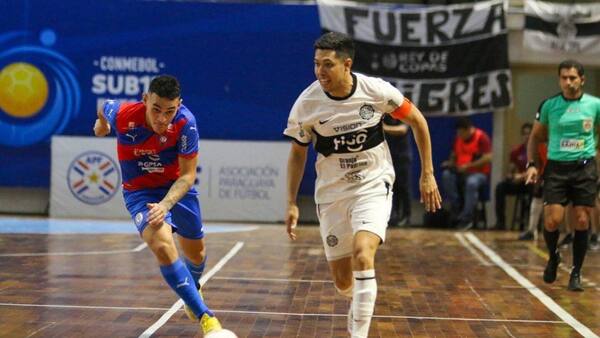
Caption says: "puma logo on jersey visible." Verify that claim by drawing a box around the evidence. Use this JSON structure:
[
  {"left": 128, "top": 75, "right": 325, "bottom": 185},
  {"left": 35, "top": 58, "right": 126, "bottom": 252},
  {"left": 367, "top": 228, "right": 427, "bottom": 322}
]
[{"left": 125, "top": 133, "right": 137, "bottom": 142}]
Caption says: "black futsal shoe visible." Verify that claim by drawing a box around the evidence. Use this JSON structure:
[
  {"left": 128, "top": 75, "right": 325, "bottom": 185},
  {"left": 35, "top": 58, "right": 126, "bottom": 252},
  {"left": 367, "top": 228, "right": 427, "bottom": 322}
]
[
  {"left": 567, "top": 271, "right": 583, "bottom": 292},
  {"left": 543, "top": 252, "right": 561, "bottom": 284}
]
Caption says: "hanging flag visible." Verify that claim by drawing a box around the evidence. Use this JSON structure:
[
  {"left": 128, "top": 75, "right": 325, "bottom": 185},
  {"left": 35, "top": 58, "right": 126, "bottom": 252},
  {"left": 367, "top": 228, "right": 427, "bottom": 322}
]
[
  {"left": 317, "top": 0, "right": 512, "bottom": 116},
  {"left": 524, "top": 0, "right": 600, "bottom": 54}
]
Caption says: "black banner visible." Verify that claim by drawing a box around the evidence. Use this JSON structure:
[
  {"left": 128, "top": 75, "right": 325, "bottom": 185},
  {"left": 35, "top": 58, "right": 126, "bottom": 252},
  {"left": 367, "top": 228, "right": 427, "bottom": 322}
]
[{"left": 318, "top": 0, "right": 512, "bottom": 115}]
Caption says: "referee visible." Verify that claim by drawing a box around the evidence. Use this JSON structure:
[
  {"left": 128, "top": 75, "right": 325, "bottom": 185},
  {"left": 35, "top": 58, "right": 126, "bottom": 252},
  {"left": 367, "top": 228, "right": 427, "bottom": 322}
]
[{"left": 525, "top": 60, "right": 600, "bottom": 291}]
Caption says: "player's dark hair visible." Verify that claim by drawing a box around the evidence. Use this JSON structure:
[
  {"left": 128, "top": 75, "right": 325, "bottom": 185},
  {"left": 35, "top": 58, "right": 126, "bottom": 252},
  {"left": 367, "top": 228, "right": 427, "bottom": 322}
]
[
  {"left": 149, "top": 75, "right": 181, "bottom": 100},
  {"left": 521, "top": 122, "right": 533, "bottom": 131},
  {"left": 558, "top": 59, "right": 584, "bottom": 77},
  {"left": 455, "top": 117, "right": 473, "bottom": 130},
  {"left": 314, "top": 32, "right": 355, "bottom": 61}
]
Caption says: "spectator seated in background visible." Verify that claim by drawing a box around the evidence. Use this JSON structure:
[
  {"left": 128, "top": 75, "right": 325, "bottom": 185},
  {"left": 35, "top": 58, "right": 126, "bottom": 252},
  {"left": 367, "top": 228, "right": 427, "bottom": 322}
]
[
  {"left": 495, "top": 122, "right": 533, "bottom": 230},
  {"left": 441, "top": 117, "right": 492, "bottom": 230}
]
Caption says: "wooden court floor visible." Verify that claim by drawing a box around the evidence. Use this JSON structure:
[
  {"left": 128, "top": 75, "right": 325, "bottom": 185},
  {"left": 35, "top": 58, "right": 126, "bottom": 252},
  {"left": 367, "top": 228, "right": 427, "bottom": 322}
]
[{"left": 0, "top": 222, "right": 599, "bottom": 337}]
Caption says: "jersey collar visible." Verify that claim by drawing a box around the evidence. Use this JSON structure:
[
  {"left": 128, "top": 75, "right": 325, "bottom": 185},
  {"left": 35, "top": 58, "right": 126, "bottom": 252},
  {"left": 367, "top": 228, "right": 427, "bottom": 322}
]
[{"left": 325, "top": 73, "right": 357, "bottom": 101}]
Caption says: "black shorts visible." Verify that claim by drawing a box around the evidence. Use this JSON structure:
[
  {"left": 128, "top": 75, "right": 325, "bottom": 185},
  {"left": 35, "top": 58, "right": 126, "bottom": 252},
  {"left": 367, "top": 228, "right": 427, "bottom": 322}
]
[{"left": 543, "top": 159, "right": 598, "bottom": 207}]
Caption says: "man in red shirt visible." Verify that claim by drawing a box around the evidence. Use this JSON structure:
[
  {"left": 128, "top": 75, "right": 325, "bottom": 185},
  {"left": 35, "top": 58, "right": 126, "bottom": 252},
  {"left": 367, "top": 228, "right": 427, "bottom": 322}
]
[
  {"left": 494, "top": 123, "right": 532, "bottom": 229},
  {"left": 442, "top": 117, "right": 492, "bottom": 230}
]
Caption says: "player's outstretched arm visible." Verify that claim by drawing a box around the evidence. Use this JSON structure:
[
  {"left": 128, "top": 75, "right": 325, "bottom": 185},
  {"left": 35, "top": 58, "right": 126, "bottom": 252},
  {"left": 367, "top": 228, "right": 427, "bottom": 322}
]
[
  {"left": 147, "top": 154, "right": 197, "bottom": 228},
  {"left": 400, "top": 105, "right": 442, "bottom": 212},
  {"left": 286, "top": 142, "right": 308, "bottom": 241},
  {"left": 94, "top": 107, "right": 111, "bottom": 137}
]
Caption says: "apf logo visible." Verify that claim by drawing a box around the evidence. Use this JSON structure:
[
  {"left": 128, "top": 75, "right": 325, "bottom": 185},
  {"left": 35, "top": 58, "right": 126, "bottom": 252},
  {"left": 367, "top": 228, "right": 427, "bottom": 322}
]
[
  {"left": 67, "top": 151, "right": 121, "bottom": 205},
  {"left": 0, "top": 29, "right": 80, "bottom": 147}
]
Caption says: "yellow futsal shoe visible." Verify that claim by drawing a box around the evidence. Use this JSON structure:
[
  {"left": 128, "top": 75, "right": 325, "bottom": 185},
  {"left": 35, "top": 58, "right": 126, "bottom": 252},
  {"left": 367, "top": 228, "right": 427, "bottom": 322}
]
[
  {"left": 200, "top": 313, "right": 222, "bottom": 335},
  {"left": 184, "top": 287, "right": 204, "bottom": 321}
]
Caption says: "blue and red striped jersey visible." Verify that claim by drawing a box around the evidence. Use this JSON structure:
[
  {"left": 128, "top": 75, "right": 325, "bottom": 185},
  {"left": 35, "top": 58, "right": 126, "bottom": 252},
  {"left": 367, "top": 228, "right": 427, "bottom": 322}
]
[{"left": 102, "top": 100, "right": 199, "bottom": 191}]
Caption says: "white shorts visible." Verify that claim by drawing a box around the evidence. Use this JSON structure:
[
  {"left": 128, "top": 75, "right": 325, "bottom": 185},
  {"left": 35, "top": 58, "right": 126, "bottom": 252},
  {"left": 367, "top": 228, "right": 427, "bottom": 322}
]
[{"left": 317, "top": 181, "right": 392, "bottom": 261}]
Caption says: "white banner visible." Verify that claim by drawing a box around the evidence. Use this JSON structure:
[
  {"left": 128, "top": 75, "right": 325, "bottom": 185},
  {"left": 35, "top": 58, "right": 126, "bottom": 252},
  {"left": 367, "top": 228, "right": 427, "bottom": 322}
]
[
  {"left": 196, "top": 140, "right": 288, "bottom": 222},
  {"left": 524, "top": 0, "right": 600, "bottom": 54},
  {"left": 50, "top": 136, "right": 129, "bottom": 219},
  {"left": 51, "top": 136, "right": 288, "bottom": 222}
]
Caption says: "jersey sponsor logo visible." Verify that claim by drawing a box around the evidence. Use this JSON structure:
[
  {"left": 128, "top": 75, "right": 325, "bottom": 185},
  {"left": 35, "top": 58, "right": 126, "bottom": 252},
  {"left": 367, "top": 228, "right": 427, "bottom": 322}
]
[
  {"left": 583, "top": 119, "right": 593, "bottom": 132},
  {"left": 67, "top": 151, "right": 121, "bottom": 205},
  {"left": 332, "top": 121, "right": 365, "bottom": 133},
  {"left": 137, "top": 153, "right": 163, "bottom": 173},
  {"left": 560, "top": 138, "right": 584, "bottom": 151},
  {"left": 314, "top": 121, "right": 384, "bottom": 156},
  {"left": 133, "top": 148, "right": 157, "bottom": 156},
  {"left": 138, "top": 158, "right": 164, "bottom": 173},
  {"left": 339, "top": 156, "right": 368, "bottom": 169},
  {"left": 334, "top": 130, "right": 368, "bottom": 152},
  {"left": 344, "top": 170, "right": 365, "bottom": 183},
  {"left": 326, "top": 234, "right": 338, "bottom": 247},
  {"left": 359, "top": 104, "right": 375, "bottom": 120}
]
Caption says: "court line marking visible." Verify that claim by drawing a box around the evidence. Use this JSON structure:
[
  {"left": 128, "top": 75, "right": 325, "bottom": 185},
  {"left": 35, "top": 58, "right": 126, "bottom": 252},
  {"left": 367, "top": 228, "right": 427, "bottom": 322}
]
[
  {"left": 454, "top": 233, "right": 493, "bottom": 266},
  {"left": 527, "top": 244, "right": 600, "bottom": 292},
  {"left": 465, "top": 233, "right": 599, "bottom": 338},
  {"left": 24, "top": 321, "right": 58, "bottom": 338},
  {"left": 0, "top": 302, "right": 565, "bottom": 324},
  {"left": 212, "top": 276, "right": 333, "bottom": 283},
  {"left": 139, "top": 241, "right": 244, "bottom": 338},
  {"left": 0, "top": 243, "right": 148, "bottom": 257}
]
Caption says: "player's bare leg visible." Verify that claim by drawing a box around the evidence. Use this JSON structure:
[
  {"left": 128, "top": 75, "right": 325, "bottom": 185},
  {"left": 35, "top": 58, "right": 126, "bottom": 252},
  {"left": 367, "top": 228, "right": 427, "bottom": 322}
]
[
  {"left": 143, "top": 221, "right": 179, "bottom": 265},
  {"left": 328, "top": 257, "right": 353, "bottom": 333}
]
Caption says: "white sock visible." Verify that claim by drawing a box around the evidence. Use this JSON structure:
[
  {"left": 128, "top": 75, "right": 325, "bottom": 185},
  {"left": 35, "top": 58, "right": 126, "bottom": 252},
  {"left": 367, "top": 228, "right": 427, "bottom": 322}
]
[
  {"left": 352, "top": 269, "right": 376, "bottom": 338},
  {"left": 528, "top": 197, "right": 543, "bottom": 232}
]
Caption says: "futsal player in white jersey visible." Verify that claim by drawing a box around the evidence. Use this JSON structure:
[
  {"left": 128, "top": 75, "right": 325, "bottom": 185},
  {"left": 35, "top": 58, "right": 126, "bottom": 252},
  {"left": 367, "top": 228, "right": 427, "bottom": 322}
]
[{"left": 284, "top": 32, "right": 442, "bottom": 337}]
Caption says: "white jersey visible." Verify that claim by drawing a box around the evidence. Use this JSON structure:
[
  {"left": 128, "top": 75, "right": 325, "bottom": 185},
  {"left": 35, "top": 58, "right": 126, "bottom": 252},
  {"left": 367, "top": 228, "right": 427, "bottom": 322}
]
[{"left": 284, "top": 72, "right": 406, "bottom": 204}]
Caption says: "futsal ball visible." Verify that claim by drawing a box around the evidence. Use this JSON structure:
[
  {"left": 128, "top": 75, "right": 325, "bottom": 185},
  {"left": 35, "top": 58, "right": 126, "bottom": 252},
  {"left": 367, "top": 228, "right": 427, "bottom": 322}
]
[
  {"left": 205, "top": 328, "right": 238, "bottom": 338},
  {"left": 0, "top": 62, "right": 49, "bottom": 118}
]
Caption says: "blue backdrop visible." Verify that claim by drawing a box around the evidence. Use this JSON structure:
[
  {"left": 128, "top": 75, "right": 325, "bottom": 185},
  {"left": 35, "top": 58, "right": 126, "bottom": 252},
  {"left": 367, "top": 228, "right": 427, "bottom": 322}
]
[{"left": 0, "top": 0, "right": 491, "bottom": 196}]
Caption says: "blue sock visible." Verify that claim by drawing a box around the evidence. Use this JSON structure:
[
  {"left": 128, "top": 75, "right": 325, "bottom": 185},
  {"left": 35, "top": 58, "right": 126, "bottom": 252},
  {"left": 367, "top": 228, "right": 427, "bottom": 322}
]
[
  {"left": 185, "top": 256, "right": 206, "bottom": 290},
  {"left": 160, "top": 259, "right": 213, "bottom": 318}
]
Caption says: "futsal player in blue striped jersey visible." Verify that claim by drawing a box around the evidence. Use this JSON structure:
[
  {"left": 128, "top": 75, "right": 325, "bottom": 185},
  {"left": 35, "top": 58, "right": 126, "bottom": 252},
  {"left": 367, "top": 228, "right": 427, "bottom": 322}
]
[{"left": 94, "top": 75, "right": 222, "bottom": 335}]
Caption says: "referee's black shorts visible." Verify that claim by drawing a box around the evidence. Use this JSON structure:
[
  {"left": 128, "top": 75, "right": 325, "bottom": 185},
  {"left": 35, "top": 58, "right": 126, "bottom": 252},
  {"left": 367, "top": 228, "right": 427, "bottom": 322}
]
[{"left": 543, "top": 158, "right": 598, "bottom": 207}]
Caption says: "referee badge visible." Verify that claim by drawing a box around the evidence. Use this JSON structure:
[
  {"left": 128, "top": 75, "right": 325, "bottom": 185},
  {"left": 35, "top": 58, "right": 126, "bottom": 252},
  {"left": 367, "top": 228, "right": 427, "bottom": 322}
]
[{"left": 583, "top": 119, "right": 592, "bottom": 132}]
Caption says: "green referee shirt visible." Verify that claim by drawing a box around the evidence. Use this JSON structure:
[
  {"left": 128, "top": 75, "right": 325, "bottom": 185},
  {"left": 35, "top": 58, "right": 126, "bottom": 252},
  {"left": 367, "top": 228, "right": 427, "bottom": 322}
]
[{"left": 537, "top": 93, "right": 600, "bottom": 161}]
